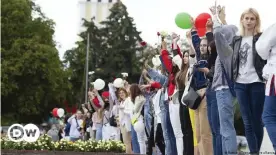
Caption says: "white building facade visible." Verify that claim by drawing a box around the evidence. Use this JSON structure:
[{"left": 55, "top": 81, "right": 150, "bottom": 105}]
[{"left": 78, "top": 0, "right": 118, "bottom": 34}]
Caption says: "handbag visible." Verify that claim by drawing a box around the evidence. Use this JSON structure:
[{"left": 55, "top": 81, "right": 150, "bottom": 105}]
[
  {"left": 181, "top": 72, "right": 203, "bottom": 110},
  {"left": 109, "top": 115, "right": 117, "bottom": 127}
]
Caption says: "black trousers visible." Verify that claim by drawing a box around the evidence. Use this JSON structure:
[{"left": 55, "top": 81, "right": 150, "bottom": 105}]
[
  {"left": 147, "top": 118, "right": 165, "bottom": 155},
  {"left": 179, "top": 90, "right": 194, "bottom": 155}
]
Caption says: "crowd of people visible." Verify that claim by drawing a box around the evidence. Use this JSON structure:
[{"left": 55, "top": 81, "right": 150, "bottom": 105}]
[{"left": 48, "top": 5, "right": 276, "bottom": 155}]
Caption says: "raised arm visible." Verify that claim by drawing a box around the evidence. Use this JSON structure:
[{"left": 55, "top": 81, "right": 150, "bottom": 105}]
[
  {"left": 94, "top": 90, "right": 105, "bottom": 108},
  {"left": 256, "top": 23, "right": 276, "bottom": 60},
  {"left": 206, "top": 18, "right": 214, "bottom": 43},
  {"left": 67, "top": 114, "right": 75, "bottom": 124},
  {"left": 147, "top": 68, "right": 167, "bottom": 84},
  {"left": 191, "top": 30, "right": 201, "bottom": 61},
  {"left": 213, "top": 17, "right": 237, "bottom": 61},
  {"left": 81, "top": 104, "right": 89, "bottom": 114},
  {"left": 186, "top": 31, "right": 196, "bottom": 57}
]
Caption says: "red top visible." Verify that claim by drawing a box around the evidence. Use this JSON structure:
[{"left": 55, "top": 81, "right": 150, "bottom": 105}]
[
  {"left": 159, "top": 49, "right": 177, "bottom": 97},
  {"left": 168, "top": 74, "right": 175, "bottom": 96},
  {"left": 160, "top": 49, "right": 173, "bottom": 73},
  {"left": 150, "top": 82, "right": 162, "bottom": 89},
  {"left": 92, "top": 97, "right": 102, "bottom": 108},
  {"left": 171, "top": 44, "right": 183, "bottom": 58}
]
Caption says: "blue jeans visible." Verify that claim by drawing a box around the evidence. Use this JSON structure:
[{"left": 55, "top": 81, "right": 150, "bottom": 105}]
[
  {"left": 159, "top": 93, "right": 177, "bottom": 155},
  {"left": 206, "top": 87, "right": 222, "bottom": 155},
  {"left": 262, "top": 85, "right": 276, "bottom": 151},
  {"left": 144, "top": 99, "right": 152, "bottom": 136},
  {"left": 234, "top": 82, "right": 265, "bottom": 153},
  {"left": 96, "top": 125, "right": 103, "bottom": 141},
  {"left": 216, "top": 89, "right": 238, "bottom": 155},
  {"left": 131, "top": 125, "right": 140, "bottom": 153}
]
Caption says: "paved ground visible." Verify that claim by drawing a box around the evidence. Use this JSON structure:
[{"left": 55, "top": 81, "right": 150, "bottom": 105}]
[
  {"left": 239, "top": 128, "right": 274, "bottom": 155},
  {"left": 260, "top": 128, "right": 274, "bottom": 154}
]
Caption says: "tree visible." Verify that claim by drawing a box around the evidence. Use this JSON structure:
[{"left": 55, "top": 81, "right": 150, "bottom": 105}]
[
  {"left": 1, "top": 0, "right": 69, "bottom": 124},
  {"left": 99, "top": 1, "right": 144, "bottom": 81},
  {"left": 63, "top": 18, "right": 107, "bottom": 105},
  {"left": 63, "top": 1, "right": 145, "bottom": 106}
]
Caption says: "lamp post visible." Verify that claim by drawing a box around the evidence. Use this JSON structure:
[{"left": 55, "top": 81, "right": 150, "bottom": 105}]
[{"left": 85, "top": 33, "right": 90, "bottom": 105}]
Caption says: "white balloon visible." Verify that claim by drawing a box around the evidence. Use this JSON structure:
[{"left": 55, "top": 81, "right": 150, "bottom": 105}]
[
  {"left": 57, "top": 108, "right": 65, "bottom": 118},
  {"left": 93, "top": 79, "right": 105, "bottom": 90},
  {"left": 113, "top": 78, "right": 124, "bottom": 88},
  {"left": 133, "top": 121, "right": 145, "bottom": 133}
]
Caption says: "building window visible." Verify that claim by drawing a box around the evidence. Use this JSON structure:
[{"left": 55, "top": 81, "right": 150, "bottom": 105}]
[
  {"left": 87, "top": 0, "right": 90, "bottom": 1},
  {"left": 98, "top": 0, "right": 101, "bottom": 2},
  {"left": 109, "top": 0, "right": 112, "bottom": 2}
]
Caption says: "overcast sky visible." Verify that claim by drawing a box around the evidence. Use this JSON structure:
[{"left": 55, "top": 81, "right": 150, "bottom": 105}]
[{"left": 35, "top": 0, "right": 276, "bottom": 59}]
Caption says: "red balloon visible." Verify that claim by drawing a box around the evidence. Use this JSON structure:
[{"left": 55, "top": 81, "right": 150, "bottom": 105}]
[
  {"left": 195, "top": 13, "right": 211, "bottom": 29},
  {"left": 197, "top": 28, "right": 206, "bottom": 37},
  {"left": 52, "top": 108, "right": 58, "bottom": 117}
]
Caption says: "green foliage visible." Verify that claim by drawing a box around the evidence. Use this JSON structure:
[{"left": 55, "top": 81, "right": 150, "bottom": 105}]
[
  {"left": 1, "top": 0, "right": 69, "bottom": 123},
  {"left": 64, "top": 1, "right": 144, "bottom": 105},
  {"left": 99, "top": 2, "right": 143, "bottom": 76}
]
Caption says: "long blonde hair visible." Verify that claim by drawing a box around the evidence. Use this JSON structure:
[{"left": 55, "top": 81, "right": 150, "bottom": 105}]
[
  {"left": 97, "top": 108, "right": 104, "bottom": 121},
  {"left": 239, "top": 8, "right": 261, "bottom": 36}
]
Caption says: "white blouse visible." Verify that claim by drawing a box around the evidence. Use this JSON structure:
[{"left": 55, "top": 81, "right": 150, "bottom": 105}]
[
  {"left": 118, "top": 97, "right": 133, "bottom": 131},
  {"left": 256, "top": 23, "right": 276, "bottom": 96}
]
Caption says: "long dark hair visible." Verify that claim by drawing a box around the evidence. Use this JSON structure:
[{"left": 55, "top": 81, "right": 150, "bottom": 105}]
[
  {"left": 200, "top": 38, "right": 210, "bottom": 60},
  {"left": 175, "top": 50, "right": 190, "bottom": 85},
  {"left": 207, "top": 40, "right": 217, "bottom": 69},
  {"left": 129, "top": 84, "right": 142, "bottom": 102}
]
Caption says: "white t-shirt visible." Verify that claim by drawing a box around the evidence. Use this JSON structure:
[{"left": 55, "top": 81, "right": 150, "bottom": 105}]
[
  {"left": 68, "top": 116, "right": 83, "bottom": 138},
  {"left": 236, "top": 36, "right": 261, "bottom": 83},
  {"left": 118, "top": 97, "right": 132, "bottom": 131}
]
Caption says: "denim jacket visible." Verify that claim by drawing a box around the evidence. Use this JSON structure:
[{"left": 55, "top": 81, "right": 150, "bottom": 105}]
[
  {"left": 191, "top": 31, "right": 209, "bottom": 90},
  {"left": 147, "top": 69, "right": 168, "bottom": 87}
]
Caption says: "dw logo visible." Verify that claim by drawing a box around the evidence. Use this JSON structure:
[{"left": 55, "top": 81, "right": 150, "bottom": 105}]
[{"left": 7, "top": 124, "right": 40, "bottom": 142}]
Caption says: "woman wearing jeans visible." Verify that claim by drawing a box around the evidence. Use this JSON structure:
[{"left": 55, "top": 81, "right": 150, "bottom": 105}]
[
  {"left": 231, "top": 8, "right": 266, "bottom": 154},
  {"left": 256, "top": 23, "right": 276, "bottom": 151},
  {"left": 146, "top": 38, "right": 177, "bottom": 155},
  {"left": 129, "top": 84, "right": 147, "bottom": 154},
  {"left": 211, "top": 7, "right": 239, "bottom": 154},
  {"left": 198, "top": 21, "right": 222, "bottom": 154}
]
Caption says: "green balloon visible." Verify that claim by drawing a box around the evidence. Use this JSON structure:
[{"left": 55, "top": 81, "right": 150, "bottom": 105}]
[{"left": 175, "top": 12, "right": 192, "bottom": 29}]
